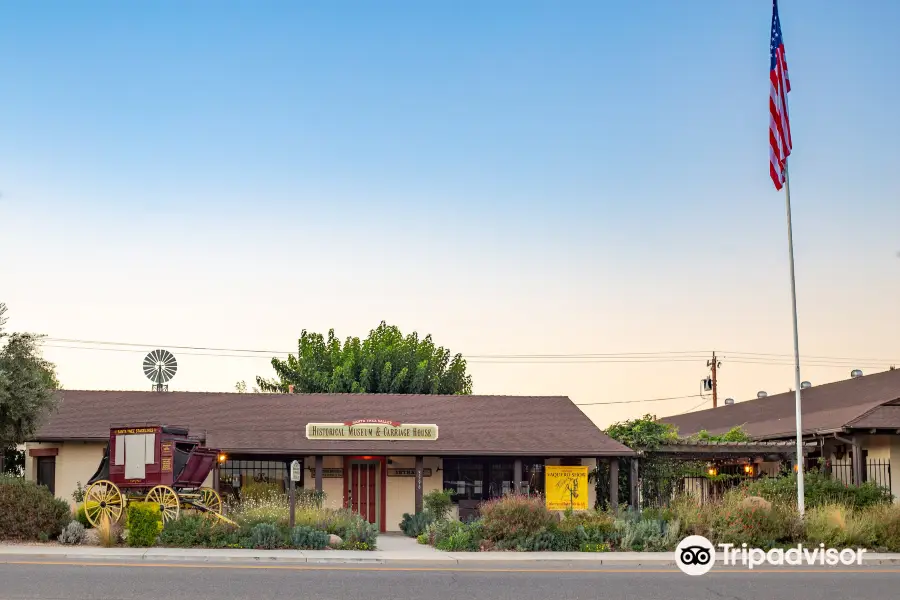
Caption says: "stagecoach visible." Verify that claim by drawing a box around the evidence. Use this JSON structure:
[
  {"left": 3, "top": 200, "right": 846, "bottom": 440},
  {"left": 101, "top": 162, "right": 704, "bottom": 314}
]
[{"left": 83, "top": 424, "right": 234, "bottom": 526}]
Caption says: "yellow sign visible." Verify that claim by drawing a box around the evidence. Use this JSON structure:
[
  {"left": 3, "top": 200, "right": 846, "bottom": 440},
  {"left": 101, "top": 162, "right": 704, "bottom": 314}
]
[
  {"left": 545, "top": 466, "right": 589, "bottom": 511},
  {"left": 305, "top": 422, "right": 438, "bottom": 441},
  {"left": 112, "top": 427, "right": 158, "bottom": 435}
]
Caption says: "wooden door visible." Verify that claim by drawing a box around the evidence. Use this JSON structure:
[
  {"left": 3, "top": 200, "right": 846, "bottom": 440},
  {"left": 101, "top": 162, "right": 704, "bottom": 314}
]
[
  {"left": 37, "top": 457, "right": 56, "bottom": 496},
  {"left": 349, "top": 462, "right": 378, "bottom": 524}
]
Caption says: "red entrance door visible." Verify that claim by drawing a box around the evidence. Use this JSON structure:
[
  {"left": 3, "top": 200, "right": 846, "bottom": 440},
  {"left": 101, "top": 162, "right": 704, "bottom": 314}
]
[{"left": 348, "top": 462, "right": 378, "bottom": 524}]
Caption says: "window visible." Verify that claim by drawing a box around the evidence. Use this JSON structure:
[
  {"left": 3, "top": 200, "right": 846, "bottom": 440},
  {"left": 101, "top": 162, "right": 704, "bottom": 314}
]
[
  {"left": 443, "top": 459, "right": 533, "bottom": 502},
  {"left": 219, "top": 458, "right": 289, "bottom": 499},
  {"left": 524, "top": 463, "right": 545, "bottom": 496}
]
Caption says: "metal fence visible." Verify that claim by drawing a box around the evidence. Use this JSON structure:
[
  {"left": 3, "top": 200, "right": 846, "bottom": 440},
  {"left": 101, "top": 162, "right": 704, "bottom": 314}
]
[{"left": 828, "top": 459, "right": 892, "bottom": 492}]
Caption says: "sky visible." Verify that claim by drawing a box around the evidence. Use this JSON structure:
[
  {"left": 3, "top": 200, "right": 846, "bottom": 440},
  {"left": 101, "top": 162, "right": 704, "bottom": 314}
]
[{"left": 1, "top": 1, "right": 899, "bottom": 429}]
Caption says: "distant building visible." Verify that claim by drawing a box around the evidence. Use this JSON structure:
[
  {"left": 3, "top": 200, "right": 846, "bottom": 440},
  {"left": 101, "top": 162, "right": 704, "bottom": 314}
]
[{"left": 660, "top": 368, "right": 900, "bottom": 500}]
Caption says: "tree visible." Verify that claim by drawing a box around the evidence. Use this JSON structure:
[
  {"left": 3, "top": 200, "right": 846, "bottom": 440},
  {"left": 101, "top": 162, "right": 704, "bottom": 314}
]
[
  {"left": 256, "top": 321, "right": 473, "bottom": 395},
  {"left": 0, "top": 303, "right": 61, "bottom": 472}
]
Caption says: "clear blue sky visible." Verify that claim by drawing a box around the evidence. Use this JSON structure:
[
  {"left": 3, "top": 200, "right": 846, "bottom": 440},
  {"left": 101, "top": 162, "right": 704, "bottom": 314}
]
[{"left": 2, "top": 1, "right": 899, "bottom": 425}]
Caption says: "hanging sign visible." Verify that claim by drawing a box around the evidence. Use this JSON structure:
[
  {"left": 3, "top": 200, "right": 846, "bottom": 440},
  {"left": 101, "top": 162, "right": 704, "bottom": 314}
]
[
  {"left": 290, "top": 460, "right": 302, "bottom": 482},
  {"left": 545, "top": 466, "right": 589, "bottom": 511},
  {"left": 306, "top": 422, "right": 438, "bottom": 441}
]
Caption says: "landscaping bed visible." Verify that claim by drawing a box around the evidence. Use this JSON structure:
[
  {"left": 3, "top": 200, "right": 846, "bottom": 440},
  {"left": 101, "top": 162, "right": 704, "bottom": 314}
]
[
  {"left": 401, "top": 478, "right": 900, "bottom": 553},
  {"left": 1, "top": 476, "right": 377, "bottom": 550}
]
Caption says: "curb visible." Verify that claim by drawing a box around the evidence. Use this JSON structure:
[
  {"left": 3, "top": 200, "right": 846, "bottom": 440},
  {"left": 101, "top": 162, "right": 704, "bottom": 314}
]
[{"left": 1, "top": 548, "right": 899, "bottom": 566}]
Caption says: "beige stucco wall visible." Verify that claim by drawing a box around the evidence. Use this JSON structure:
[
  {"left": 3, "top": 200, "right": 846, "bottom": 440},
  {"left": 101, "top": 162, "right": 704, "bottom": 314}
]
[
  {"left": 384, "top": 456, "right": 442, "bottom": 532},
  {"left": 302, "top": 455, "right": 345, "bottom": 511},
  {"left": 25, "top": 442, "right": 107, "bottom": 508},
  {"left": 824, "top": 434, "right": 899, "bottom": 503}
]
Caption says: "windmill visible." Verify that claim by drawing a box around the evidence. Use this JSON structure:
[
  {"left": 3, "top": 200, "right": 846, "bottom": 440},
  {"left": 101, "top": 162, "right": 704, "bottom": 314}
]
[{"left": 143, "top": 349, "right": 177, "bottom": 392}]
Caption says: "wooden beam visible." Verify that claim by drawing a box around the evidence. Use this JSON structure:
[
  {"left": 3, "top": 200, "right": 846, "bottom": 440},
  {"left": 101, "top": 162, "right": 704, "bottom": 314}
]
[
  {"left": 28, "top": 448, "right": 59, "bottom": 457},
  {"left": 315, "top": 455, "right": 324, "bottom": 492},
  {"left": 609, "top": 458, "right": 619, "bottom": 512}
]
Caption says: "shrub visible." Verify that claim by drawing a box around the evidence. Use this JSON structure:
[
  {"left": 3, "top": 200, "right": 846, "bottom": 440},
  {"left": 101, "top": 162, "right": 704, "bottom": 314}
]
[
  {"left": 431, "top": 520, "right": 483, "bottom": 552},
  {"left": 74, "top": 505, "right": 92, "bottom": 529},
  {"left": 342, "top": 517, "right": 378, "bottom": 549},
  {"left": 0, "top": 475, "right": 71, "bottom": 541},
  {"left": 707, "top": 492, "right": 799, "bottom": 548},
  {"left": 416, "top": 533, "right": 428, "bottom": 544},
  {"left": 296, "top": 488, "right": 326, "bottom": 509},
  {"left": 97, "top": 515, "right": 122, "bottom": 547},
  {"left": 290, "top": 525, "right": 330, "bottom": 549},
  {"left": 248, "top": 522, "right": 283, "bottom": 549},
  {"left": 580, "top": 541, "right": 610, "bottom": 552},
  {"left": 58, "top": 521, "right": 85, "bottom": 545},
  {"left": 743, "top": 472, "right": 892, "bottom": 509},
  {"left": 869, "top": 503, "right": 900, "bottom": 552},
  {"left": 71, "top": 482, "right": 86, "bottom": 503},
  {"left": 479, "top": 494, "right": 555, "bottom": 544},
  {"left": 803, "top": 504, "right": 877, "bottom": 548},
  {"left": 613, "top": 515, "right": 680, "bottom": 551},
  {"left": 423, "top": 489, "right": 454, "bottom": 521},
  {"left": 240, "top": 480, "right": 283, "bottom": 502},
  {"left": 125, "top": 502, "right": 162, "bottom": 547},
  {"left": 230, "top": 493, "right": 290, "bottom": 528},
  {"left": 399, "top": 511, "right": 434, "bottom": 537},
  {"left": 558, "top": 510, "right": 616, "bottom": 540},
  {"left": 158, "top": 514, "right": 242, "bottom": 548}
]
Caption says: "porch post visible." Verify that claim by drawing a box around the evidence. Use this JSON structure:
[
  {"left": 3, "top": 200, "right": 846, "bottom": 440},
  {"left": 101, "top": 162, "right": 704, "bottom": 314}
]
[
  {"left": 415, "top": 456, "right": 424, "bottom": 514},
  {"left": 513, "top": 459, "right": 523, "bottom": 494},
  {"left": 851, "top": 437, "right": 863, "bottom": 485},
  {"left": 315, "top": 455, "right": 324, "bottom": 492},
  {"left": 609, "top": 457, "right": 619, "bottom": 512},
  {"left": 629, "top": 457, "right": 640, "bottom": 511}
]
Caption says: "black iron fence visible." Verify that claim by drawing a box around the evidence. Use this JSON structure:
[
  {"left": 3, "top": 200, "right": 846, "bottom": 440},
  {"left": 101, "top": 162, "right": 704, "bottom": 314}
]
[{"left": 827, "top": 459, "right": 892, "bottom": 492}]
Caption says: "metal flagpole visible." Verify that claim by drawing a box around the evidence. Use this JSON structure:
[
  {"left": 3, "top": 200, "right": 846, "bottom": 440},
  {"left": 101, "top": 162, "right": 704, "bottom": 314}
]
[{"left": 782, "top": 159, "right": 805, "bottom": 516}]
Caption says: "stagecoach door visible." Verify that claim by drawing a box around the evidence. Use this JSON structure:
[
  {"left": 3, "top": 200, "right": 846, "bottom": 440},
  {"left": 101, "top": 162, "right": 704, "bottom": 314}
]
[{"left": 347, "top": 460, "right": 379, "bottom": 527}]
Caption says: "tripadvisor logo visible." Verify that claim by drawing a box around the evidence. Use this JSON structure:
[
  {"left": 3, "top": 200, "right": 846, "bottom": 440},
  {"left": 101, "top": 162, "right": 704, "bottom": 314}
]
[{"left": 675, "top": 536, "right": 868, "bottom": 575}]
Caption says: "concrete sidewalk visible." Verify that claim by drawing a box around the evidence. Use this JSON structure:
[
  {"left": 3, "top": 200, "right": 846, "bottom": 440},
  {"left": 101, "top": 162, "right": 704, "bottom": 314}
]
[{"left": 2, "top": 545, "right": 900, "bottom": 565}]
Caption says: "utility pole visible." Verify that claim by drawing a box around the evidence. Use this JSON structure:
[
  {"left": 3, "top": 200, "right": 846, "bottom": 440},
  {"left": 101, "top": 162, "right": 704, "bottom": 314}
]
[{"left": 707, "top": 352, "right": 722, "bottom": 408}]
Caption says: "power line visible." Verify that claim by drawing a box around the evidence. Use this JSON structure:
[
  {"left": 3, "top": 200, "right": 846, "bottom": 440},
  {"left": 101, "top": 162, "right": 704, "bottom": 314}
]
[{"left": 574, "top": 393, "right": 704, "bottom": 407}]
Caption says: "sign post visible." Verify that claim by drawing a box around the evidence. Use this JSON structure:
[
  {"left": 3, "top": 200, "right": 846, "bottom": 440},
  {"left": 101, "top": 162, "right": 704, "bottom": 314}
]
[{"left": 289, "top": 460, "right": 302, "bottom": 528}]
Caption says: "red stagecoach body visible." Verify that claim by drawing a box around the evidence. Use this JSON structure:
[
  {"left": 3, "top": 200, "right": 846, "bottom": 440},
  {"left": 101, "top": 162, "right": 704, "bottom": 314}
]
[{"left": 83, "top": 424, "right": 232, "bottom": 527}]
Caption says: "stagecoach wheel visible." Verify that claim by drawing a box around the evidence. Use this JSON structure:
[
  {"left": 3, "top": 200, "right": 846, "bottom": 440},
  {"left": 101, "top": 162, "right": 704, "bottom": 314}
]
[
  {"left": 198, "top": 487, "right": 223, "bottom": 515},
  {"left": 146, "top": 485, "right": 180, "bottom": 523},
  {"left": 83, "top": 480, "right": 125, "bottom": 528}
]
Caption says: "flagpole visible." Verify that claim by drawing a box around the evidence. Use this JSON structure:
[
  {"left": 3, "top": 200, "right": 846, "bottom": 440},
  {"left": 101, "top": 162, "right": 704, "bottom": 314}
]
[{"left": 783, "top": 159, "right": 805, "bottom": 516}]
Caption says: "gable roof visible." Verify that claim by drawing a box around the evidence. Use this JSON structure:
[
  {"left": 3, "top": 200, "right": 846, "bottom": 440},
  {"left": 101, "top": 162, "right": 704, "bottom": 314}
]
[
  {"left": 31, "top": 390, "right": 635, "bottom": 457},
  {"left": 659, "top": 369, "right": 900, "bottom": 440}
]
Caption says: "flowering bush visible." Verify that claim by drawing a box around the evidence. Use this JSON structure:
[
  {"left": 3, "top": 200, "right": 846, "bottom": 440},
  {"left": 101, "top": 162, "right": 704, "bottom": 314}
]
[{"left": 479, "top": 494, "right": 555, "bottom": 545}]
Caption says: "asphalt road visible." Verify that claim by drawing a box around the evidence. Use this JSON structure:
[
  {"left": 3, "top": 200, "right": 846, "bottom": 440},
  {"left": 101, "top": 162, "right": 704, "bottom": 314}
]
[{"left": 0, "top": 559, "right": 898, "bottom": 600}]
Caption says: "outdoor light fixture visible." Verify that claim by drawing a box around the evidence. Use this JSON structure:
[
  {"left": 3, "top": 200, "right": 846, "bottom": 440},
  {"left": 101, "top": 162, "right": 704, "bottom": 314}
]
[
  {"left": 743, "top": 464, "right": 753, "bottom": 474},
  {"left": 218, "top": 453, "right": 227, "bottom": 463},
  {"left": 707, "top": 467, "right": 718, "bottom": 477}
]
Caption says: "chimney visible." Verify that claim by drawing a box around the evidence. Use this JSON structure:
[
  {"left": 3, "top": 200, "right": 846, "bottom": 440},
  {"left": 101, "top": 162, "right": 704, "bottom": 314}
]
[
  {"left": 757, "top": 391, "right": 768, "bottom": 398},
  {"left": 724, "top": 397, "right": 735, "bottom": 405},
  {"left": 851, "top": 369, "right": 863, "bottom": 379},
  {"left": 801, "top": 381, "right": 812, "bottom": 389}
]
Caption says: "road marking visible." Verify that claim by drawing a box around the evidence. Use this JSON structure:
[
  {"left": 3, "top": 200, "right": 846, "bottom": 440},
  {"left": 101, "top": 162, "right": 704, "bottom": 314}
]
[{"left": 0, "top": 560, "right": 898, "bottom": 574}]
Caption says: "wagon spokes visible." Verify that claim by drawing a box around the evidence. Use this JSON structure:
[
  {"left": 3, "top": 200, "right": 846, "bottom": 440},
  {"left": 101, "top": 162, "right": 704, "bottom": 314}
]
[
  {"left": 83, "top": 480, "right": 125, "bottom": 528},
  {"left": 146, "top": 485, "right": 180, "bottom": 524}
]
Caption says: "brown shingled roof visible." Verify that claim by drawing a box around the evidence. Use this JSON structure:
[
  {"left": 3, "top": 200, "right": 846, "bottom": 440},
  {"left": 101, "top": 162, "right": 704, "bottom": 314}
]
[
  {"left": 31, "top": 390, "right": 635, "bottom": 457},
  {"left": 659, "top": 369, "right": 900, "bottom": 440}
]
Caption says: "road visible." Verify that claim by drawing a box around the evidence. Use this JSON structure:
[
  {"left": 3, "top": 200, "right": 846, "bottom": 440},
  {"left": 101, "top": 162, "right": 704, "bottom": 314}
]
[{"left": 0, "top": 559, "right": 897, "bottom": 599}]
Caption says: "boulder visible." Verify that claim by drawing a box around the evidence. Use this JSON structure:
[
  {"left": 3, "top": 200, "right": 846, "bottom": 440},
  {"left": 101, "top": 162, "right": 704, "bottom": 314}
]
[
  {"left": 740, "top": 496, "right": 772, "bottom": 512},
  {"left": 328, "top": 534, "right": 343, "bottom": 548}
]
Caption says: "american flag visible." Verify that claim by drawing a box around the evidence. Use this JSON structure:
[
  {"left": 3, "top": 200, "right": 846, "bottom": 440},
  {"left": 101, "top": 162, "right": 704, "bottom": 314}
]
[{"left": 769, "top": 0, "right": 792, "bottom": 191}]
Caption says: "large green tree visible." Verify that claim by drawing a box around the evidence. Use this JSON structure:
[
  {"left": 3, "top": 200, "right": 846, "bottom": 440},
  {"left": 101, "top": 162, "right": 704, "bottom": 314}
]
[
  {"left": 0, "top": 303, "right": 61, "bottom": 473},
  {"left": 256, "top": 321, "right": 473, "bottom": 394}
]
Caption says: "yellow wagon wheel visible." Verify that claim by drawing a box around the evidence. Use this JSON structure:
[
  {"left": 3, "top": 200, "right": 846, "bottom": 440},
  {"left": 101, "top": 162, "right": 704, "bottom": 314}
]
[
  {"left": 198, "top": 487, "right": 223, "bottom": 515},
  {"left": 146, "top": 485, "right": 180, "bottom": 523},
  {"left": 83, "top": 480, "right": 126, "bottom": 527}
]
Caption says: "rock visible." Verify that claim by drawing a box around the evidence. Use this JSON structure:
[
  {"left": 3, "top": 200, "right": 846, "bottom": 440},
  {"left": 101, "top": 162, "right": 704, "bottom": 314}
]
[
  {"left": 740, "top": 496, "right": 772, "bottom": 511},
  {"left": 328, "top": 534, "right": 343, "bottom": 548}
]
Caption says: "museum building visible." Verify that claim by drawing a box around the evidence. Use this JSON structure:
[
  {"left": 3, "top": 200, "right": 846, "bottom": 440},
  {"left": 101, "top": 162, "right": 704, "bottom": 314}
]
[{"left": 24, "top": 390, "right": 634, "bottom": 532}]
